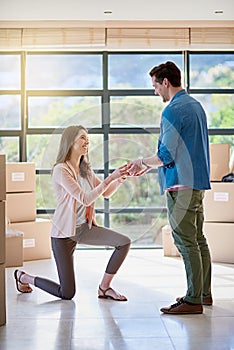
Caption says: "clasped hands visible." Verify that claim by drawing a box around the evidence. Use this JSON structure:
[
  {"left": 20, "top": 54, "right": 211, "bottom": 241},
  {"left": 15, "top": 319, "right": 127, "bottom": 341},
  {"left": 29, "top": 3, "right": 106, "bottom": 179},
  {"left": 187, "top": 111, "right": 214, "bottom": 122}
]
[{"left": 112, "top": 159, "right": 152, "bottom": 182}]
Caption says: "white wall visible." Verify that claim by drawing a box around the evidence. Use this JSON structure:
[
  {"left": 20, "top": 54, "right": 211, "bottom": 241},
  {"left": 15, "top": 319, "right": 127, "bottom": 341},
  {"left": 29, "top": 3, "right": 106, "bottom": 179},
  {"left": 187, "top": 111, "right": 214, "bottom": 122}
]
[{"left": 0, "top": 0, "right": 233, "bottom": 21}]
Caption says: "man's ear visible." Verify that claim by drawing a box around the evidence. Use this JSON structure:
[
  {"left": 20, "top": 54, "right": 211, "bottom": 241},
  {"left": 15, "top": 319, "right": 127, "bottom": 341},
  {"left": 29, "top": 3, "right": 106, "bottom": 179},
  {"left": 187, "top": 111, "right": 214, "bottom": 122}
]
[{"left": 163, "top": 77, "right": 170, "bottom": 87}]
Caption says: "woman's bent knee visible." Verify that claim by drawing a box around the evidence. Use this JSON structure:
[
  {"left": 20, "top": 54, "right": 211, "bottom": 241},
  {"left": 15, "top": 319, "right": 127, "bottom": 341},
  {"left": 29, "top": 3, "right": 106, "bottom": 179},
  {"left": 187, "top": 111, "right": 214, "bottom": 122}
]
[
  {"left": 61, "top": 288, "right": 75, "bottom": 300},
  {"left": 125, "top": 238, "right": 131, "bottom": 249},
  {"left": 123, "top": 237, "right": 131, "bottom": 247},
  {"left": 61, "top": 292, "right": 75, "bottom": 300},
  {"left": 123, "top": 237, "right": 132, "bottom": 249}
]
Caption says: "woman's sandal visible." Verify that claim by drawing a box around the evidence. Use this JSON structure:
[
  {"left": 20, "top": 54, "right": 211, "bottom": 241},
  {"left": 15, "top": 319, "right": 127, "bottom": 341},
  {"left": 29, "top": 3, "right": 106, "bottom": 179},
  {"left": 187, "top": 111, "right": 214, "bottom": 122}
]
[
  {"left": 98, "top": 285, "right": 127, "bottom": 301},
  {"left": 14, "top": 270, "right": 33, "bottom": 293}
]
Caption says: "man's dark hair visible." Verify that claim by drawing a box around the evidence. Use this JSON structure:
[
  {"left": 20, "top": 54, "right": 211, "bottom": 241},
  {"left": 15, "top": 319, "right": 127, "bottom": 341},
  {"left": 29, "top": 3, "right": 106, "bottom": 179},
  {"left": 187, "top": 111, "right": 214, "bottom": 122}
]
[{"left": 149, "top": 61, "right": 181, "bottom": 87}]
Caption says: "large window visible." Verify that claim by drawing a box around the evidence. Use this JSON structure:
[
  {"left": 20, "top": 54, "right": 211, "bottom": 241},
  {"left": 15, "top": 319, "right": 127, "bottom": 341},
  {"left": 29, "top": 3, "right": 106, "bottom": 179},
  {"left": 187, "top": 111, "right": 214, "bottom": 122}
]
[
  {"left": 192, "top": 94, "right": 234, "bottom": 129},
  {"left": 0, "top": 95, "right": 21, "bottom": 130},
  {"left": 188, "top": 52, "right": 234, "bottom": 148},
  {"left": 26, "top": 54, "right": 103, "bottom": 90},
  {"left": 0, "top": 54, "right": 21, "bottom": 89},
  {"left": 110, "top": 96, "right": 164, "bottom": 127},
  {"left": 189, "top": 53, "right": 234, "bottom": 89},
  {"left": 108, "top": 53, "right": 183, "bottom": 89},
  {"left": 1, "top": 51, "right": 233, "bottom": 247},
  {"left": 28, "top": 96, "right": 102, "bottom": 128}
]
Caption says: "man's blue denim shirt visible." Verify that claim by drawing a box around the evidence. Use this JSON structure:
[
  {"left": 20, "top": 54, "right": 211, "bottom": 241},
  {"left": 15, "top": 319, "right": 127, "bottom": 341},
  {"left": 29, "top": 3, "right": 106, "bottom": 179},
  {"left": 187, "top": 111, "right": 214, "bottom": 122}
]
[{"left": 157, "top": 89, "right": 211, "bottom": 195}]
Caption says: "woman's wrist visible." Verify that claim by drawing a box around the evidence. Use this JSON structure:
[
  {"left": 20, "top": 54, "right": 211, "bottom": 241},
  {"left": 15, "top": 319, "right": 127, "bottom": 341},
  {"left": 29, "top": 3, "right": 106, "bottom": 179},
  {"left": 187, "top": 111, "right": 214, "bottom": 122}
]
[
  {"left": 118, "top": 176, "right": 127, "bottom": 183},
  {"left": 104, "top": 177, "right": 112, "bottom": 186},
  {"left": 106, "top": 173, "right": 116, "bottom": 184}
]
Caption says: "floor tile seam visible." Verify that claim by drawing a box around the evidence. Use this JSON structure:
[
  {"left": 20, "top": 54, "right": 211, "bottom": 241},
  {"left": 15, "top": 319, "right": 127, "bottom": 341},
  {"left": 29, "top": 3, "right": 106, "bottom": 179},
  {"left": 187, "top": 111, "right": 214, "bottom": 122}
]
[
  {"left": 3, "top": 317, "right": 75, "bottom": 321},
  {"left": 5, "top": 315, "right": 163, "bottom": 320},
  {"left": 72, "top": 315, "right": 164, "bottom": 320},
  {"left": 70, "top": 335, "right": 172, "bottom": 340},
  {"left": 203, "top": 315, "right": 234, "bottom": 318},
  {"left": 152, "top": 316, "right": 176, "bottom": 349},
  {"left": 213, "top": 282, "right": 234, "bottom": 285}
]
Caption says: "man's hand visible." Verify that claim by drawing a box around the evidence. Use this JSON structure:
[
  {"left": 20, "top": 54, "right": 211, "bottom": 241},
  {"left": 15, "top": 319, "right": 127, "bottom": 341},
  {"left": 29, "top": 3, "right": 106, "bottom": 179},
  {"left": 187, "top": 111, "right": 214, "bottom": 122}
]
[{"left": 128, "top": 159, "right": 152, "bottom": 176}]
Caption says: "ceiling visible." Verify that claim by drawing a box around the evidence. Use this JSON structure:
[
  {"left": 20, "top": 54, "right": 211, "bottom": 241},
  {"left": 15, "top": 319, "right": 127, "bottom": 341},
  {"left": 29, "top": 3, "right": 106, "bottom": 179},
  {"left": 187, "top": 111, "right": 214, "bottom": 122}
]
[{"left": 0, "top": 0, "right": 234, "bottom": 22}]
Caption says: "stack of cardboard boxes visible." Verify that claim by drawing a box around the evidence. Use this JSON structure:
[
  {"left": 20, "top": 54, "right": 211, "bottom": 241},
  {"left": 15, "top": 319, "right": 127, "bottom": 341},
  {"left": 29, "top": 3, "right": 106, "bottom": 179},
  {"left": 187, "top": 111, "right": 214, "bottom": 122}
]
[
  {"left": 5, "top": 162, "right": 35, "bottom": 267},
  {"left": 6, "top": 163, "right": 52, "bottom": 265},
  {"left": 161, "top": 224, "right": 180, "bottom": 257},
  {"left": 204, "top": 144, "right": 234, "bottom": 264},
  {"left": 0, "top": 154, "right": 6, "bottom": 326}
]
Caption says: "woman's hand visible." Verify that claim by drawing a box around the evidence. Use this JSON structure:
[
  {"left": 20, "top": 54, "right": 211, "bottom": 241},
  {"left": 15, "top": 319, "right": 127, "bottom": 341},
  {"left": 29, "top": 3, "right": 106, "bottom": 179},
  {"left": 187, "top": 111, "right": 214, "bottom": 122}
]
[
  {"left": 128, "top": 159, "right": 152, "bottom": 176},
  {"left": 110, "top": 164, "right": 130, "bottom": 181}
]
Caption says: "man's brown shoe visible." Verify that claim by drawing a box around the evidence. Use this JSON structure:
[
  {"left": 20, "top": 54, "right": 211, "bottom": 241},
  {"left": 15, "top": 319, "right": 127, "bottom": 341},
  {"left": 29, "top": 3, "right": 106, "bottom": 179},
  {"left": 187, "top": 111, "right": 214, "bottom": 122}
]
[
  {"left": 202, "top": 296, "right": 213, "bottom": 306},
  {"left": 160, "top": 299, "right": 203, "bottom": 314},
  {"left": 176, "top": 296, "right": 213, "bottom": 306}
]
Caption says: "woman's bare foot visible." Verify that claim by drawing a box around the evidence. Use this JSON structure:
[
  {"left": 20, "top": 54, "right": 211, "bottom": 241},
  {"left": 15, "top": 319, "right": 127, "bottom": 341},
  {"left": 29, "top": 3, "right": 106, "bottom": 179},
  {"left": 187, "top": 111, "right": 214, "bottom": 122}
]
[
  {"left": 14, "top": 270, "right": 33, "bottom": 293},
  {"left": 98, "top": 285, "right": 127, "bottom": 301}
]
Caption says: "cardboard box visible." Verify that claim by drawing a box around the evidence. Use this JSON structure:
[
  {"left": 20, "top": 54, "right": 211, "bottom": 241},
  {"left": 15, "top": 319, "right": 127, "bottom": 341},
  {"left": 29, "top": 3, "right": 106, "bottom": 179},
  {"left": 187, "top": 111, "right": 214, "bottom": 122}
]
[
  {"left": 6, "top": 192, "right": 36, "bottom": 223},
  {"left": 204, "top": 183, "right": 234, "bottom": 222},
  {"left": 0, "top": 201, "right": 5, "bottom": 264},
  {"left": 6, "top": 229, "right": 24, "bottom": 267},
  {"left": 210, "top": 144, "right": 230, "bottom": 181},
  {"left": 6, "top": 162, "right": 36, "bottom": 193},
  {"left": 204, "top": 222, "right": 234, "bottom": 264},
  {"left": 8, "top": 219, "right": 52, "bottom": 261},
  {"left": 0, "top": 263, "right": 6, "bottom": 326},
  {"left": 162, "top": 225, "right": 180, "bottom": 257},
  {"left": 0, "top": 154, "right": 6, "bottom": 201}
]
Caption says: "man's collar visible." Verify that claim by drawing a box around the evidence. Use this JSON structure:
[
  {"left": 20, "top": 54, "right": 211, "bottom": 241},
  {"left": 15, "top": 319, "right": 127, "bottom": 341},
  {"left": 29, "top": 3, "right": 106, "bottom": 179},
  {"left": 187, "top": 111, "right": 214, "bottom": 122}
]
[{"left": 170, "top": 88, "right": 186, "bottom": 102}]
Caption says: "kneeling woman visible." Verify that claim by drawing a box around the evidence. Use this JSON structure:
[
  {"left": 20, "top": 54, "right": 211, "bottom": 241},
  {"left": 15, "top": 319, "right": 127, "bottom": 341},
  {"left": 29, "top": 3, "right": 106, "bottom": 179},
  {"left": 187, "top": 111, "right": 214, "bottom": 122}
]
[{"left": 14, "top": 125, "right": 131, "bottom": 301}]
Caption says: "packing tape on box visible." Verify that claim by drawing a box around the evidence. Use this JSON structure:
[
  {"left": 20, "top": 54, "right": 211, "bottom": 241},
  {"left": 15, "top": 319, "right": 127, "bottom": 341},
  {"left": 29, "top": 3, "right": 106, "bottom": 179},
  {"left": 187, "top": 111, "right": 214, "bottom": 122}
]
[{"left": 6, "top": 229, "right": 24, "bottom": 238}]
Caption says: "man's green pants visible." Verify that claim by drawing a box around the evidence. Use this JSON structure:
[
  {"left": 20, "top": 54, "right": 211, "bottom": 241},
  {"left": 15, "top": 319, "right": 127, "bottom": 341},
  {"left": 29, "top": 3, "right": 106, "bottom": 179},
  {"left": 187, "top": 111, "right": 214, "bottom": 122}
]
[{"left": 166, "top": 189, "right": 212, "bottom": 304}]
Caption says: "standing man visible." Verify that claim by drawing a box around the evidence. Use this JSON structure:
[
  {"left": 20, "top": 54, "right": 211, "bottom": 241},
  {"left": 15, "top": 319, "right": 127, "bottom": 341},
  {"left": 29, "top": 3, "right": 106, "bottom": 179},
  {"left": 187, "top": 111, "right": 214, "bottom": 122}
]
[{"left": 129, "top": 61, "right": 212, "bottom": 315}]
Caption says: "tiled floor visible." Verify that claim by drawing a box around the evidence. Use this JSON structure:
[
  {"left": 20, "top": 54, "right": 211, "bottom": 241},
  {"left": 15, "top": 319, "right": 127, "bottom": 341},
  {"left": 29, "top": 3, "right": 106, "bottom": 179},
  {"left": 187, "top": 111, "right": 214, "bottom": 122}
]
[{"left": 1, "top": 249, "right": 234, "bottom": 350}]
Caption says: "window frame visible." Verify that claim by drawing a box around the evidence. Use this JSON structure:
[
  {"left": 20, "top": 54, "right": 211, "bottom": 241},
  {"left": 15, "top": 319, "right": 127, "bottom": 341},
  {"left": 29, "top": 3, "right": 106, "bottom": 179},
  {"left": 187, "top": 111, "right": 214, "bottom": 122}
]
[{"left": 0, "top": 50, "right": 233, "bottom": 246}]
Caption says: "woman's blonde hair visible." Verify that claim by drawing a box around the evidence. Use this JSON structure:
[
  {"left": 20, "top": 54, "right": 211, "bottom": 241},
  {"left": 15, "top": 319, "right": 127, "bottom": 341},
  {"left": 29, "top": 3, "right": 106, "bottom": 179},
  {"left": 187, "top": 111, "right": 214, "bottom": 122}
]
[{"left": 53, "top": 125, "right": 91, "bottom": 177}]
